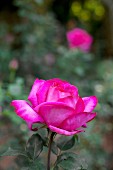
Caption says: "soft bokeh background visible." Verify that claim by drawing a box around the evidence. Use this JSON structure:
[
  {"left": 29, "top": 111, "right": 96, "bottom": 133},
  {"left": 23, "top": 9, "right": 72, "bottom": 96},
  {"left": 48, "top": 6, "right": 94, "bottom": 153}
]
[{"left": 0, "top": 0, "right": 113, "bottom": 169}]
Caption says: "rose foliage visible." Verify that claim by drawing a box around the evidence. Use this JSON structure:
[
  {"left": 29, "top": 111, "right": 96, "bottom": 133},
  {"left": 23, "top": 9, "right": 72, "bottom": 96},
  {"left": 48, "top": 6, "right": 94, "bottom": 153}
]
[{"left": 11, "top": 78, "right": 98, "bottom": 136}]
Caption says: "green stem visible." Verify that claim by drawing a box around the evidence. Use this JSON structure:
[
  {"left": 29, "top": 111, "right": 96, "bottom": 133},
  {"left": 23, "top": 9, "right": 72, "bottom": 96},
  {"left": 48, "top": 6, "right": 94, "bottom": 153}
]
[
  {"left": 9, "top": 70, "right": 16, "bottom": 83},
  {"left": 47, "top": 132, "right": 55, "bottom": 170}
]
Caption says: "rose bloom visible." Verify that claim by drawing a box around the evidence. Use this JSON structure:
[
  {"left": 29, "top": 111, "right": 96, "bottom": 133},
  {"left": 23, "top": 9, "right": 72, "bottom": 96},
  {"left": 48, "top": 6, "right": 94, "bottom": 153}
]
[
  {"left": 9, "top": 59, "right": 19, "bottom": 70},
  {"left": 11, "top": 78, "right": 98, "bottom": 136},
  {"left": 66, "top": 28, "right": 93, "bottom": 52}
]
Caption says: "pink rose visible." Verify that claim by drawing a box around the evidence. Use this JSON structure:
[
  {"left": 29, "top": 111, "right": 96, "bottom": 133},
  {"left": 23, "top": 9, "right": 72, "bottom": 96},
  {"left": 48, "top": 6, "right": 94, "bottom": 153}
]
[
  {"left": 9, "top": 59, "right": 19, "bottom": 70},
  {"left": 11, "top": 78, "right": 98, "bottom": 136},
  {"left": 66, "top": 28, "right": 93, "bottom": 52}
]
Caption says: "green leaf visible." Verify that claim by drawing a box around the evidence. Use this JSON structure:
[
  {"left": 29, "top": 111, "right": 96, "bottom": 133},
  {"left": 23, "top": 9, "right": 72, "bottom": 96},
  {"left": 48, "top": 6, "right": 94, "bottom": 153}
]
[
  {"left": 74, "top": 134, "right": 79, "bottom": 142},
  {"left": 15, "top": 155, "right": 31, "bottom": 168},
  {"left": 0, "top": 147, "right": 28, "bottom": 158},
  {"left": 37, "top": 127, "right": 48, "bottom": 142},
  {"left": 51, "top": 141, "right": 58, "bottom": 155},
  {"left": 54, "top": 152, "right": 88, "bottom": 170},
  {"left": 53, "top": 166, "right": 59, "bottom": 170},
  {"left": 21, "top": 159, "right": 45, "bottom": 170},
  {"left": 56, "top": 136, "right": 75, "bottom": 151},
  {"left": 26, "top": 133, "right": 44, "bottom": 160},
  {"left": 58, "top": 157, "right": 76, "bottom": 170},
  {"left": 29, "top": 160, "right": 45, "bottom": 170}
]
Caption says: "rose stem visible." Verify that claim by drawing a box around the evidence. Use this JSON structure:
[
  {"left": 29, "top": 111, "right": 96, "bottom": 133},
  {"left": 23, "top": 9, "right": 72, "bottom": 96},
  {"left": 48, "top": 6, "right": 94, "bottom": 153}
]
[{"left": 47, "top": 132, "right": 55, "bottom": 170}]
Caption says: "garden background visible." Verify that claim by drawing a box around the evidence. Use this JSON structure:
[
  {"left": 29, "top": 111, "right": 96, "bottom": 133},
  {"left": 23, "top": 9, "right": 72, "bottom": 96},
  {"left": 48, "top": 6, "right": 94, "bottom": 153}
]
[{"left": 0, "top": 0, "right": 113, "bottom": 169}]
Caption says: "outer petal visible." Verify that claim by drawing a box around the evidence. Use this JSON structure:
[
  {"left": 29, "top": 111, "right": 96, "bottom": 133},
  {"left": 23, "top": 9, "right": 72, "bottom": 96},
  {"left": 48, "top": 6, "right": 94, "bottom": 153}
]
[
  {"left": 28, "top": 79, "right": 45, "bottom": 107},
  {"left": 37, "top": 80, "right": 52, "bottom": 104},
  {"left": 49, "top": 125, "right": 84, "bottom": 136},
  {"left": 82, "top": 96, "right": 98, "bottom": 112},
  {"left": 75, "top": 97, "right": 85, "bottom": 113},
  {"left": 34, "top": 102, "right": 75, "bottom": 127},
  {"left": 60, "top": 112, "right": 96, "bottom": 131},
  {"left": 11, "top": 100, "right": 44, "bottom": 130}
]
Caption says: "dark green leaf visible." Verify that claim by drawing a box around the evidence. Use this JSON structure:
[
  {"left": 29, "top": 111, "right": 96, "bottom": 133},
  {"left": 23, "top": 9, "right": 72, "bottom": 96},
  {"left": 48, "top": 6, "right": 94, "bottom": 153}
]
[
  {"left": 54, "top": 152, "right": 88, "bottom": 170},
  {"left": 51, "top": 141, "right": 58, "bottom": 155},
  {"left": 29, "top": 160, "right": 45, "bottom": 170},
  {"left": 15, "top": 155, "right": 31, "bottom": 168},
  {"left": 26, "top": 133, "right": 44, "bottom": 160},
  {"left": 58, "top": 157, "right": 76, "bottom": 170},
  {"left": 74, "top": 134, "right": 79, "bottom": 142},
  {"left": 53, "top": 166, "right": 59, "bottom": 170},
  {"left": 0, "top": 147, "right": 28, "bottom": 158},
  {"left": 21, "top": 159, "right": 45, "bottom": 170},
  {"left": 55, "top": 152, "right": 77, "bottom": 165},
  {"left": 34, "top": 126, "right": 48, "bottom": 141},
  {"left": 56, "top": 136, "right": 75, "bottom": 151}
]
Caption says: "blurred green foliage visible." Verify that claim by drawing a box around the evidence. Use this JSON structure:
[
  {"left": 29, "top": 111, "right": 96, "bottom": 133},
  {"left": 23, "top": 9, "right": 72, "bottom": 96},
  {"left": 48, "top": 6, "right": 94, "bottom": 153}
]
[
  {"left": 0, "top": 0, "right": 113, "bottom": 170},
  {"left": 95, "top": 60, "right": 113, "bottom": 117},
  {"left": 0, "top": 23, "right": 13, "bottom": 81},
  {"left": 12, "top": 0, "right": 59, "bottom": 79}
]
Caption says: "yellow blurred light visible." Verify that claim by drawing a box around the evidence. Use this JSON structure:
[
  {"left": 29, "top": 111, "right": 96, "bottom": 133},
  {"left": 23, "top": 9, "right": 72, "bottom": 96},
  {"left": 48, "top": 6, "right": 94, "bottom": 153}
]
[
  {"left": 84, "top": 1, "right": 94, "bottom": 10},
  {"left": 71, "top": 0, "right": 105, "bottom": 21},
  {"left": 95, "top": 6, "right": 105, "bottom": 17},
  {"left": 85, "top": 0, "right": 98, "bottom": 10},
  {"left": 80, "top": 10, "right": 91, "bottom": 21},
  {"left": 71, "top": 2, "right": 82, "bottom": 16}
]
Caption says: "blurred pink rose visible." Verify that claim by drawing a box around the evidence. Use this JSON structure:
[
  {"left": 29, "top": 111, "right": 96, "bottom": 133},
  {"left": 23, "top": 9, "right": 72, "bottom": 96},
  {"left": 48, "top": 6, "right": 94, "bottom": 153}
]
[
  {"left": 66, "top": 28, "right": 93, "bottom": 52},
  {"left": 9, "top": 59, "right": 19, "bottom": 70},
  {"left": 11, "top": 78, "right": 98, "bottom": 136}
]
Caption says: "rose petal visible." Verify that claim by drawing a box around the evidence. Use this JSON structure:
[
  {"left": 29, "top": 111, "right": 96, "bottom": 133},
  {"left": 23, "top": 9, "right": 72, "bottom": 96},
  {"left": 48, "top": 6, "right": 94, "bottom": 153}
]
[
  {"left": 58, "top": 96, "right": 76, "bottom": 109},
  {"left": 37, "top": 80, "right": 52, "bottom": 104},
  {"left": 82, "top": 123, "right": 87, "bottom": 128},
  {"left": 28, "top": 78, "right": 45, "bottom": 107},
  {"left": 82, "top": 96, "right": 98, "bottom": 112},
  {"left": 66, "top": 28, "right": 93, "bottom": 52},
  {"left": 46, "top": 83, "right": 78, "bottom": 103},
  {"left": 11, "top": 100, "right": 44, "bottom": 130},
  {"left": 63, "top": 83, "right": 78, "bottom": 97},
  {"left": 34, "top": 102, "right": 75, "bottom": 127},
  {"left": 37, "top": 78, "right": 78, "bottom": 104},
  {"left": 60, "top": 112, "right": 96, "bottom": 131},
  {"left": 46, "top": 86, "right": 60, "bottom": 102},
  {"left": 37, "top": 78, "right": 63, "bottom": 104},
  {"left": 75, "top": 97, "right": 85, "bottom": 113},
  {"left": 27, "top": 122, "right": 39, "bottom": 131},
  {"left": 49, "top": 125, "right": 84, "bottom": 136},
  {"left": 58, "top": 84, "right": 78, "bottom": 99}
]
